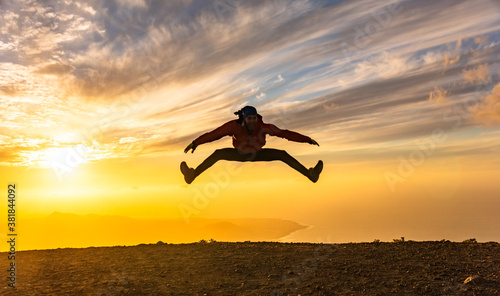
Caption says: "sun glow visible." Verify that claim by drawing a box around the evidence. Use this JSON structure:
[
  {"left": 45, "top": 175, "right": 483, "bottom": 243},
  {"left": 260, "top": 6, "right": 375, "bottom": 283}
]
[{"left": 26, "top": 145, "right": 91, "bottom": 171}]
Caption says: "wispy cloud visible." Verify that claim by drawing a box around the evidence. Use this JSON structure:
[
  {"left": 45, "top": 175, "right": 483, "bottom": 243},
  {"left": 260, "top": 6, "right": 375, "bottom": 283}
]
[
  {"left": 34, "top": 62, "right": 74, "bottom": 75},
  {"left": 462, "top": 64, "right": 491, "bottom": 85},
  {"left": 429, "top": 87, "right": 449, "bottom": 106},
  {"left": 471, "top": 83, "right": 500, "bottom": 126},
  {"left": 1, "top": 0, "right": 500, "bottom": 166}
]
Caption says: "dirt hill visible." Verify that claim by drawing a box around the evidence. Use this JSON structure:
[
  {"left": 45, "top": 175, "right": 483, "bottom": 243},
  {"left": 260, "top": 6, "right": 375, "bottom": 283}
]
[{"left": 1, "top": 240, "right": 499, "bottom": 295}]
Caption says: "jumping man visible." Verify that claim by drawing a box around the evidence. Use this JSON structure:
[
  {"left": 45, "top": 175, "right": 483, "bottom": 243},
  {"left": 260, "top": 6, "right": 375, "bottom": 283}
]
[{"left": 180, "top": 106, "right": 323, "bottom": 184}]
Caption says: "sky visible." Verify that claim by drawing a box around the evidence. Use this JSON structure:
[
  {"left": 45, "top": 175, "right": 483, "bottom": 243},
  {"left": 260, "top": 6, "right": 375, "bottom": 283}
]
[{"left": 1, "top": 0, "right": 500, "bottom": 249}]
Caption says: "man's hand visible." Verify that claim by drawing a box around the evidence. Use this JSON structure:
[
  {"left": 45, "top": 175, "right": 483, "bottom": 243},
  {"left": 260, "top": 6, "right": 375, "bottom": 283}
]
[
  {"left": 184, "top": 142, "right": 197, "bottom": 153},
  {"left": 309, "top": 139, "right": 320, "bottom": 146}
]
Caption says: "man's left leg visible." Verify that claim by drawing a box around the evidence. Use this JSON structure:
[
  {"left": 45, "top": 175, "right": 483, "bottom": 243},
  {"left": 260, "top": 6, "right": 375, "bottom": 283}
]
[{"left": 254, "top": 148, "right": 323, "bottom": 182}]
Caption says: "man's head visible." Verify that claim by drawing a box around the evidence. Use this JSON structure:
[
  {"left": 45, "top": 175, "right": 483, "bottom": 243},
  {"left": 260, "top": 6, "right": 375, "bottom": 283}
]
[
  {"left": 241, "top": 106, "right": 259, "bottom": 131},
  {"left": 245, "top": 114, "right": 259, "bottom": 131}
]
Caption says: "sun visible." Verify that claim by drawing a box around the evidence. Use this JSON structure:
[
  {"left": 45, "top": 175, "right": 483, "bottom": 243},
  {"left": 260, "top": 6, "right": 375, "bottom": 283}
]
[
  {"left": 24, "top": 145, "right": 92, "bottom": 180},
  {"left": 48, "top": 145, "right": 93, "bottom": 181}
]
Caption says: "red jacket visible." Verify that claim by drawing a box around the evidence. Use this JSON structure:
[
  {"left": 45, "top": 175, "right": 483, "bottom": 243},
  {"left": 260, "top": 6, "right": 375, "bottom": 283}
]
[{"left": 193, "top": 118, "right": 311, "bottom": 153}]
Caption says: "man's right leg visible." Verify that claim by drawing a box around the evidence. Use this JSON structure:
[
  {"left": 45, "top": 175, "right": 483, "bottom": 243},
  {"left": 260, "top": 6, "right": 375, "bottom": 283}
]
[{"left": 182, "top": 148, "right": 249, "bottom": 184}]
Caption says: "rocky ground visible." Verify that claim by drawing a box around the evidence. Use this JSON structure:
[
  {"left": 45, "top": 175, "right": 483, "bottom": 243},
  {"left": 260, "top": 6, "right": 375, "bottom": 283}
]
[{"left": 1, "top": 240, "right": 499, "bottom": 295}]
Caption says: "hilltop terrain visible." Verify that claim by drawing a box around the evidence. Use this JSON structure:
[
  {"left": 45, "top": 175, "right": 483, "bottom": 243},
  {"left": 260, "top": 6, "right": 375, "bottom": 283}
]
[{"left": 1, "top": 240, "right": 499, "bottom": 295}]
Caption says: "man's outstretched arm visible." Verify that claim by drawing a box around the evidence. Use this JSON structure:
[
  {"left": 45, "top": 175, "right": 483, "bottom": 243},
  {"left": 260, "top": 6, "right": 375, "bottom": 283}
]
[
  {"left": 267, "top": 124, "right": 319, "bottom": 146},
  {"left": 184, "top": 121, "right": 234, "bottom": 153}
]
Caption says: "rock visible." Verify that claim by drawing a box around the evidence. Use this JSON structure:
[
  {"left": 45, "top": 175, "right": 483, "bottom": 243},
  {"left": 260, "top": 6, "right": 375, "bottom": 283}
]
[
  {"left": 267, "top": 274, "right": 280, "bottom": 280},
  {"left": 463, "top": 275, "right": 484, "bottom": 285}
]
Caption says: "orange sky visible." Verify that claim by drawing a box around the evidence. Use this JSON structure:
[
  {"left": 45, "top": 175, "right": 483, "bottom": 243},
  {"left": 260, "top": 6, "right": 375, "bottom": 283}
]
[{"left": 1, "top": 0, "right": 500, "bottom": 250}]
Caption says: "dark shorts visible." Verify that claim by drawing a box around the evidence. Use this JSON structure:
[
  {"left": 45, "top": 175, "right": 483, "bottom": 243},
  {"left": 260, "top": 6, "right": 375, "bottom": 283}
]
[{"left": 194, "top": 148, "right": 310, "bottom": 177}]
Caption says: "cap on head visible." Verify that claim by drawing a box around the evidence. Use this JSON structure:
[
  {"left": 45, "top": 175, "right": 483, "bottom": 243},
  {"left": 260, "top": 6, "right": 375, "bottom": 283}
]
[{"left": 241, "top": 106, "right": 258, "bottom": 120}]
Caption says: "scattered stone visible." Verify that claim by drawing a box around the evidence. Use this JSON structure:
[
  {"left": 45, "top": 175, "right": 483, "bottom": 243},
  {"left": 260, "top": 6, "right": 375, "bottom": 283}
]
[
  {"left": 463, "top": 275, "right": 484, "bottom": 285},
  {"left": 268, "top": 274, "right": 280, "bottom": 280}
]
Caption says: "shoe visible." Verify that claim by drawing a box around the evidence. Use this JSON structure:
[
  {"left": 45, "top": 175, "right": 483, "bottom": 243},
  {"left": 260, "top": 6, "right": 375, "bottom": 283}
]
[
  {"left": 308, "top": 160, "right": 323, "bottom": 183},
  {"left": 180, "top": 161, "right": 195, "bottom": 184}
]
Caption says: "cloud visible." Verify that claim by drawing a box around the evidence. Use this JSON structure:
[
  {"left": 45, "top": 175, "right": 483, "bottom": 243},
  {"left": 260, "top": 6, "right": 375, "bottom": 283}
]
[
  {"left": 354, "top": 51, "right": 414, "bottom": 79},
  {"left": 429, "top": 87, "right": 449, "bottom": 105},
  {"left": 474, "top": 35, "right": 489, "bottom": 45},
  {"left": 462, "top": 64, "right": 491, "bottom": 85},
  {"left": 0, "top": 85, "right": 18, "bottom": 96},
  {"left": 53, "top": 0, "right": 320, "bottom": 101},
  {"left": 274, "top": 74, "right": 284, "bottom": 83},
  {"left": 4, "top": 0, "right": 499, "bottom": 104},
  {"left": 34, "top": 63, "right": 74, "bottom": 76},
  {"left": 471, "top": 83, "right": 500, "bottom": 126},
  {"left": 2, "top": 0, "right": 500, "bottom": 166},
  {"left": 322, "top": 103, "right": 338, "bottom": 113},
  {"left": 0, "top": 63, "right": 31, "bottom": 96},
  {"left": 421, "top": 51, "right": 442, "bottom": 65},
  {"left": 443, "top": 38, "right": 461, "bottom": 68},
  {"left": 117, "top": 0, "right": 147, "bottom": 9}
]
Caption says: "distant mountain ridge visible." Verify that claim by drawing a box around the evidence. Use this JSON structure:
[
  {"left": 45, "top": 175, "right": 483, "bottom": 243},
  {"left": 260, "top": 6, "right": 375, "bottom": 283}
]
[{"left": 9, "top": 212, "right": 308, "bottom": 251}]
